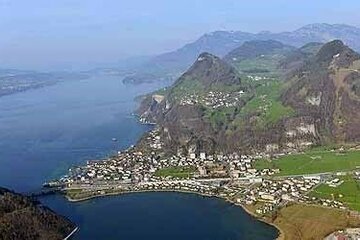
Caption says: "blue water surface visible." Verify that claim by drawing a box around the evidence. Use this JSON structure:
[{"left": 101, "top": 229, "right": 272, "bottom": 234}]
[{"left": 0, "top": 75, "right": 278, "bottom": 240}]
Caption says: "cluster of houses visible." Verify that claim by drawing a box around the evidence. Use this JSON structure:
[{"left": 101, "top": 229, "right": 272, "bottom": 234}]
[
  {"left": 255, "top": 203, "right": 276, "bottom": 215},
  {"left": 326, "top": 178, "right": 344, "bottom": 187},
  {"left": 134, "top": 180, "right": 219, "bottom": 195},
  {"left": 147, "top": 129, "right": 163, "bottom": 150},
  {"left": 243, "top": 173, "right": 354, "bottom": 215},
  {"left": 243, "top": 177, "right": 320, "bottom": 207},
  {"left": 325, "top": 228, "right": 360, "bottom": 240},
  {"left": 246, "top": 75, "right": 268, "bottom": 82},
  {"left": 55, "top": 128, "right": 359, "bottom": 215},
  {"left": 257, "top": 94, "right": 273, "bottom": 113},
  {"left": 201, "top": 153, "right": 278, "bottom": 179},
  {"left": 60, "top": 132, "right": 164, "bottom": 185},
  {"left": 354, "top": 171, "right": 360, "bottom": 180},
  {"left": 59, "top": 128, "right": 282, "bottom": 200},
  {"left": 179, "top": 90, "right": 245, "bottom": 109},
  {"left": 316, "top": 198, "right": 345, "bottom": 209}
]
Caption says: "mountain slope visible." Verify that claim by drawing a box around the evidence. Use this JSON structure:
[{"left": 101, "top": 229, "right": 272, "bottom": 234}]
[
  {"left": 224, "top": 40, "right": 296, "bottom": 74},
  {"left": 279, "top": 42, "right": 324, "bottom": 76},
  {"left": 282, "top": 40, "right": 360, "bottom": 143},
  {"left": 138, "top": 53, "right": 249, "bottom": 153},
  {"left": 171, "top": 52, "right": 242, "bottom": 91},
  {"left": 224, "top": 40, "right": 295, "bottom": 61},
  {"left": 0, "top": 187, "right": 75, "bottom": 240}
]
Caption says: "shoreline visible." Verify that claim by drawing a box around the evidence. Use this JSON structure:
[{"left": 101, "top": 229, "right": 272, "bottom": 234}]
[
  {"left": 59, "top": 86, "right": 286, "bottom": 239},
  {"left": 65, "top": 189, "right": 285, "bottom": 239},
  {"left": 238, "top": 203, "right": 285, "bottom": 240}
]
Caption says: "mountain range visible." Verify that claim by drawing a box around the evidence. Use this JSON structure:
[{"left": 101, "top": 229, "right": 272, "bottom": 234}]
[
  {"left": 123, "top": 23, "right": 360, "bottom": 84},
  {"left": 137, "top": 39, "right": 360, "bottom": 155}
]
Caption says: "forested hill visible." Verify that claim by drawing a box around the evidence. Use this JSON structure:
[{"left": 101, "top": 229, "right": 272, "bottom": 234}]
[{"left": 0, "top": 187, "right": 75, "bottom": 240}]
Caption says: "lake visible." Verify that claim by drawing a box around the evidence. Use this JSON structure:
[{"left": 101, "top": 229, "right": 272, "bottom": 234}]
[{"left": 0, "top": 75, "right": 278, "bottom": 239}]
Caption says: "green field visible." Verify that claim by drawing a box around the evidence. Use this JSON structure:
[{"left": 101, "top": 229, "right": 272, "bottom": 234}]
[
  {"left": 233, "top": 55, "right": 284, "bottom": 74},
  {"left": 154, "top": 166, "right": 196, "bottom": 179},
  {"left": 255, "top": 149, "right": 360, "bottom": 176},
  {"left": 310, "top": 175, "right": 360, "bottom": 211},
  {"left": 169, "top": 77, "right": 205, "bottom": 99},
  {"left": 234, "top": 78, "right": 294, "bottom": 128},
  {"left": 216, "top": 77, "right": 296, "bottom": 130}
]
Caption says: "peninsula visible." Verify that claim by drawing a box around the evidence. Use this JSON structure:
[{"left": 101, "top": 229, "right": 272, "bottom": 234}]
[{"left": 50, "top": 40, "right": 360, "bottom": 240}]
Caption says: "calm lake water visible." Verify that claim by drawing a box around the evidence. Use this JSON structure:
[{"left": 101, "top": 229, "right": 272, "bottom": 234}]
[{"left": 0, "top": 75, "right": 278, "bottom": 240}]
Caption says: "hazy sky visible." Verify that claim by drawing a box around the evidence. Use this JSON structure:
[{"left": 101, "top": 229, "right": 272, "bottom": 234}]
[{"left": 0, "top": 0, "right": 359, "bottom": 70}]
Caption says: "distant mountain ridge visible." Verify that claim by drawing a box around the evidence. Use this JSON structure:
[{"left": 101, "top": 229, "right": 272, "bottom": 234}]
[
  {"left": 224, "top": 40, "right": 295, "bottom": 62},
  {"left": 224, "top": 40, "right": 297, "bottom": 74},
  {"left": 124, "top": 23, "right": 360, "bottom": 84}
]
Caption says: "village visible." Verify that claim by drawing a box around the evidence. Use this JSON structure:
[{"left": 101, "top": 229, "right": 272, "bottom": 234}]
[
  {"left": 52, "top": 127, "right": 360, "bottom": 223},
  {"left": 179, "top": 90, "right": 245, "bottom": 109}
]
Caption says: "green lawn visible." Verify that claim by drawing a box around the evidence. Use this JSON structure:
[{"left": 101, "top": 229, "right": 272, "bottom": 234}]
[
  {"left": 310, "top": 175, "right": 360, "bottom": 211},
  {"left": 255, "top": 149, "right": 360, "bottom": 176},
  {"left": 154, "top": 166, "right": 196, "bottom": 179}
]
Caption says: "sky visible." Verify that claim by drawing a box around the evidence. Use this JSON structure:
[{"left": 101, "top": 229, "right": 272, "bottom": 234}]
[{"left": 0, "top": 0, "right": 359, "bottom": 70}]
